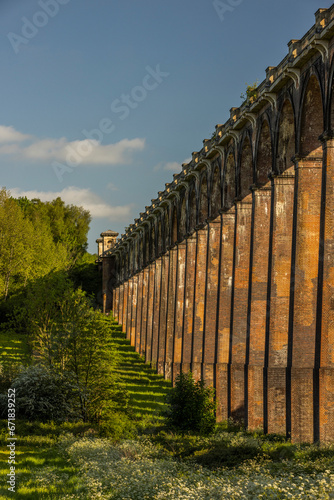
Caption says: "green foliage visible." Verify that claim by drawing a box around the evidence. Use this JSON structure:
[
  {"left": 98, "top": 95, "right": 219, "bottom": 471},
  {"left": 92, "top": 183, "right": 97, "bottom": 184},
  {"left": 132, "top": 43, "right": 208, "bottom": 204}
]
[
  {"left": 240, "top": 80, "right": 259, "bottom": 104},
  {"left": 69, "top": 252, "right": 101, "bottom": 301},
  {"left": 164, "top": 371, "right": 216, "bottom": 434},
  {"left": 25, "top": 287, "right": 127, "bottom": 422},
  {"left": 16, "top": 195, "right": 91, "bottom": 265},
  {"left": 0, "top": 365, "right": 82, "bottom": 422},
  {"left": 0, "top": 188, "right": 91, "bottom": 303},
  {"left": 98, "top": 411, "right": 138, "bottom": 440}
]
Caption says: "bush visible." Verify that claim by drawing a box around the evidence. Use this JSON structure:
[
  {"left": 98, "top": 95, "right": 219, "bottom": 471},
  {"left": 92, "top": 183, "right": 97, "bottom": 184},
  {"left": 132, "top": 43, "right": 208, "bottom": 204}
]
[
  {"left": 0, "top": 365, "right": 82, "bottom": 422},
  {"left": 98, "top": 411, "right": 138, "bottom": 440},
  {"left": 164, "top": 371, "right": 216, "bottom": 434}
]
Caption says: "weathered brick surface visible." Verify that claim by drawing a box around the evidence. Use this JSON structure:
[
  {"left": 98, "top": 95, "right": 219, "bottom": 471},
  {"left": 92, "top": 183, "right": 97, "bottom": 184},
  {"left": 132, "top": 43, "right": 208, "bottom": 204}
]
[
  {"left": 231, "top": 198, "right": 252, "bottom": 422},
  {"left": 157, "top": 254, "right": 169, "bottom": 376},
  {"left": 165, "top": 247, "right": 177, "bottom": 380},
  {"left": 291, "top": 158, "right": 322, "bottom": 442},
  {"left": 151, "top": 258, "right": 162, "bottom": 368},
  {"left": 192, "top": 362, "right": 202, "bottom": 382},
  {"left": 204, "top": 218, "right": 221, "bottom": 364},
  {"left": 122, "top": 282, "right": 128, "bottom": 334},
  {"left": 174, "top": 242, "right": 186, "bottom": 365},
  {"left": 216, "top": 210, "right": 235, "bottom": 422},
  {"left": 140, "top": 268, "right": 149, "bottom": 357},
  {"left": 146, "top": 263, "right": 156, "bottom": 364},
  {"left": 267, "top": 367, "right": 287, "bottom": 435},
  {"left": 118, "top": 284, "right": 124, "bottom": 328},
  {"left": 104, "top": 7, "right": 334, "bottom": 444},
  {"left": 267, "top": 170, "right": 295, "bottom": 434},
  {"left": 291, "top": 368, "right": 314, "bottom": 443},
  {"left": 231, "top": 363, "right": 246, "bottom": 423},
  {"left": 130, "top": 276, "right": 138, "bottom": 346},
  {"left": 268, "top": 170, "right": 295, "bottom": 367},
  {"left": 193, "top": 228, "right": 208, "bottom": 363},
  {"left": 248, "top": 186, "right": 271, "bottom": 429},
  {"left": 203, "top": 362, "right": 215, "bottom": 387},
  {"left": 216, "top": 363, "right": 229, "bottom": 421},
  {"left": 320, "top": 139, "right": 334, "bottom": 441},
  {"left": 126, "top": 279, "right": 133, "bottom": 341},
  {"left": 114, "top": 287, "right": 119, "bottom": 321},
  {"left": 135, "top": 272, "right": 143, "bottom": 353},
  {"left": 182, "top": 235, "right": 196, "bottom": 367},
  {"left": 247, "top": 366, "right": 264, "bottom": 429},
  {"left": 320, "top": 368, "right": 334, "bottom": 443}
]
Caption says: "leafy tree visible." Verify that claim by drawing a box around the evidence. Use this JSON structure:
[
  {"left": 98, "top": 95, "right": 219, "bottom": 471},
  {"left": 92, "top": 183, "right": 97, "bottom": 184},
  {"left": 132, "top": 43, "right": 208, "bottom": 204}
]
[
  {"left": 164, "top": 371, "right": 216, "bottom": 434},
  {"left": 0, "top": 189, "right": 32, "bottom": 299},
  {"left": 25, "top": 285, "right": 126, "bottom": 422},
  {"left": 69, "top": 252, "right": 101, "bottom": 301},
  {"left": 16, "top": 195, "right": 91, "bottom": 267}
]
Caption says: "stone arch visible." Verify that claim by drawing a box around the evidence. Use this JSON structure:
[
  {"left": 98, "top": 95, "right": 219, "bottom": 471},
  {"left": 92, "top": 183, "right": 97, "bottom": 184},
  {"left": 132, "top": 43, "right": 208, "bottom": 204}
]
[
  {"left": 199, "top": 172, "right": 209, "bottom": 224},
  {"left": 299, "top": 73, "right": 324, "bottom": 157},
  {"left": 239, "top": 134, "right": 253, "bottom": 199},
  {"left": 256, "top": 118, "right": 273, "bottom": 186},
  {"left": 210, "top": 158, "right": 222, "bottom": 218},
  {"left": 223, "top": 149, "right": 236, "bottom": 209},
  {"left": 188, "top": 186, "right": 197, "bottom": 232},
  {"left": 276, "top": 98, "right": 296, "bottom": 174}
]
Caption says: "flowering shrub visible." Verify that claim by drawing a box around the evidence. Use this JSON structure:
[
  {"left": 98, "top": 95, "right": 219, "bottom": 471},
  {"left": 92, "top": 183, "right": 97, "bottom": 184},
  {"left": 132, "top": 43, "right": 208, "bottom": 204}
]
[{"left": 53, "top": 433, "right": 334, "bottom": 499}]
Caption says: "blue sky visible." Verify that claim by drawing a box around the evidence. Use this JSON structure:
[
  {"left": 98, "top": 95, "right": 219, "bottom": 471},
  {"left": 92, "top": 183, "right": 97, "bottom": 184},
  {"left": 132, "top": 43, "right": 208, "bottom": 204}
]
[{"left": 0, "top": 0, "right": 331, "bottom": 252}]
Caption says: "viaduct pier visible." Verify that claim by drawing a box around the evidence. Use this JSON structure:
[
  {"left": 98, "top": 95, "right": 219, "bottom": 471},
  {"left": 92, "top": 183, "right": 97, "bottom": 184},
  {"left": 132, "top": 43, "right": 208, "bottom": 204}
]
[{"left": 98, "top": 5, "right": 334, "bottom": 443}]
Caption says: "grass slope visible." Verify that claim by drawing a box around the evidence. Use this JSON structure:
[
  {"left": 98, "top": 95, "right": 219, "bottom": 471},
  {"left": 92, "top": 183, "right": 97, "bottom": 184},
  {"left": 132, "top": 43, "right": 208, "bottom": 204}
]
[
  {"left": 108, "top": 320, "right": 171, "bottom": 421},
  {"left": 0, "top": 317, "right": 172, "bottom": 498}
]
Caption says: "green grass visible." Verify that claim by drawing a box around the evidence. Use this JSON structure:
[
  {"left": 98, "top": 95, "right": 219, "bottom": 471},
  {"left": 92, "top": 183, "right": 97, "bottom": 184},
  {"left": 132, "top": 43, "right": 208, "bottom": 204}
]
[
  {"left": 0, "top": 422, "right": 91, "bottom": 499},
  {"left": 107, "top": 318, "right": 171, "bottom": 424},
  {"left": 1, "top": 317, "right": 334, "bottom": 498}
]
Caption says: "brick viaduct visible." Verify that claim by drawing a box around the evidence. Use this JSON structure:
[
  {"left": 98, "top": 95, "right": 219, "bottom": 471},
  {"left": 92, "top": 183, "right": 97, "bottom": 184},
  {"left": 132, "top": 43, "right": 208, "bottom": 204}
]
[{"left": 97, "top": 6, "right": 334, "bottom": 443}]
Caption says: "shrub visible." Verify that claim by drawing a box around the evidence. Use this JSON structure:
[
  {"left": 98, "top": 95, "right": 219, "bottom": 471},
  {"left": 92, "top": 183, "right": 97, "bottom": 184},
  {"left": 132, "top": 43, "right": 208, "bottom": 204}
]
[
  {"left": 164, "top": 371, "right": 216, "bottom": 434},
  {"left": 0, "top": 364, "right": 82, "bottom": 422}
]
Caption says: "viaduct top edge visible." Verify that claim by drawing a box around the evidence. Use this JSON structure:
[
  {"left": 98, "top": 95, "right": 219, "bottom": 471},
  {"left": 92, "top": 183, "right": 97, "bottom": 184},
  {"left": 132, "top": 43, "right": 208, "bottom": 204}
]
[{"left": 102, "top": 3, "right": 334, "bottom": 254}]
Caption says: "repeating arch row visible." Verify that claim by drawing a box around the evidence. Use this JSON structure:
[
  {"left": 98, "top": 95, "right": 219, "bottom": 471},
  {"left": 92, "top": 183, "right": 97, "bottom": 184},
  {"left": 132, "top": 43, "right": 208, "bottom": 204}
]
[{"left": 98, "top": 6, "right": 334, "bottom": 443}]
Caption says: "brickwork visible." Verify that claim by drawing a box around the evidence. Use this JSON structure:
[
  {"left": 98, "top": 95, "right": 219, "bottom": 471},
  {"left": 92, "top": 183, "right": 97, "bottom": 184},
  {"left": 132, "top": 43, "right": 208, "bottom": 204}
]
[
  {"left": 291, "top": 157, "right": 322, "bottom": 442},
  {"left": 157, "top": 253, "right": 169, "bottom": 375},
  {"left": 182, "top": 235, "right": 196, "bottom": 368},
  {"left": 165, "top": 247, "right": 177, "bottom": 380},
  {"left": 231, "top": 198, "right": 252, "bottom": 422},
  {"left": 151, "top": 257, "right": 162, "bottom": 368},
  {"left": 267, "top": 169, "right": 295, "bottom": 435},
  {"left": 99, "top": 6, "right": 334, "bottom": 442},
  {"left": 248, "top": 186, "right": 272, "bottom": 429}
]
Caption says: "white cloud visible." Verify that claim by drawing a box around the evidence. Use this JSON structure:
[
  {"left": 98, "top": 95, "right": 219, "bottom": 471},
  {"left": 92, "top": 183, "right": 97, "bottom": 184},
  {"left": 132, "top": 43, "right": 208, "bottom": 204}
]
[
  {"left": 153, "top": 157, "right": 191, "bottom": 172},
  {"left": 9, "top": 186, "right": 133, "bottom": 221},
  {"left": 0, "top": 125, "right": 145, "bottom": 166},
  {"left": 0, "top": 125, "right": 32, "bottom": 143},
  {"left": 154, "top": 161, "right": 182, "bottom": 172}
]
